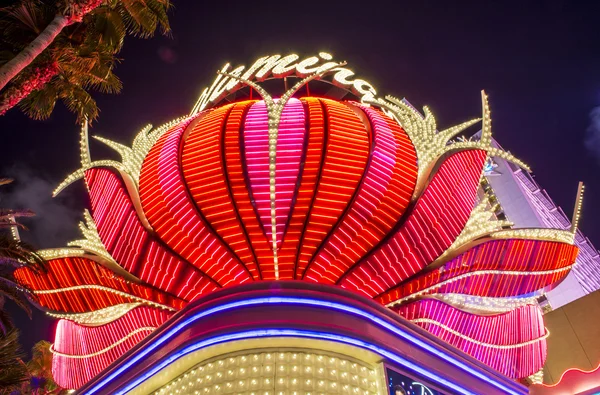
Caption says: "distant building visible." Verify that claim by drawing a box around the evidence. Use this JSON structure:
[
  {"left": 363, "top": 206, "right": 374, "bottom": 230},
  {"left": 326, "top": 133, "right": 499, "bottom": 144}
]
[{"left": 484, "top": 137, "right": 600, "bottom": 309}]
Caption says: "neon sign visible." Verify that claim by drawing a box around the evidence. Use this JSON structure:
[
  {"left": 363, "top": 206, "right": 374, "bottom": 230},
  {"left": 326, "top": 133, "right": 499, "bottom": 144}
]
[{"left": 191, "top": 52, "right": 378, "bottom": 114}]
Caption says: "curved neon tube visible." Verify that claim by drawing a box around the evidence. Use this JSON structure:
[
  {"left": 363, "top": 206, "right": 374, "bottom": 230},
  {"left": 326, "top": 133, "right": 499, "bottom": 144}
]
[
  {"left": 410, "top": 318, "right": 550, "bottom": 349},
  {"left": 114, "top": 329, "right": 474, "bottom": 395},
  {"left": 388, "top": 265, "right": 573, "bottom": 306},
  {"left": 81, "top": 296, "right": 525, "bottom": 395},
  {"left": 51, "top": 327, "right": 156, "bottom": 359},
  {"left": 34, "top": 285, "right": 176, "bottom": 311},
  {"left": 541, "top": 361, "right": 600, "bottom": 388}
]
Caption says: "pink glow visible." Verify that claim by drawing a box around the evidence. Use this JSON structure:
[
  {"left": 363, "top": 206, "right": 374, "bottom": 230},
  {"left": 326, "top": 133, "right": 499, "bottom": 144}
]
[
  {"left": 52, "top": 306, "right": 171, "bottom": 389},
  {"left": 396, "top": 298, "right": 547, "bottom": 378}
]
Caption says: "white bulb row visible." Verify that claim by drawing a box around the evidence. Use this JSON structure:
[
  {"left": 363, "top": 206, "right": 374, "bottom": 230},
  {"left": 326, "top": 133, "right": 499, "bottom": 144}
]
[{"left": 154, "top": 351, "right": 378, "bottom": 395}]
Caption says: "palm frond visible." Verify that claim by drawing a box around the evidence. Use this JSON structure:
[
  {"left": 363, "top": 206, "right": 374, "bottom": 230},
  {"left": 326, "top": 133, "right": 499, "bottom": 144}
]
[
  {"left": 18, "top": 83, "right": 58, "bottom": 120},
  {"left": 90, "top": 6, "right": 126, "bottom": 51},
  {"left": 4, "top": 1, "right": 48, "bottom": 34},
  {"left": 0, "top": 208, "right": 35, "bottom": 231},
  {"left": 146, "top": 0, "right": 172, "bottom": 35},
  {"left": 0, "top": 307, "right": 14, "bottom": 336},
  {"left": 0, "top": 234, "right": 45, "bottom": 270},
  {"left": 0, "top": 329, "right": 28, "bottom": 390},
  {"left": 59, "top": 83, "right": 99, "bottom": 122},
  {"left": 0, "top": 0, "right": 173, "bottom": 122},
  {"left": 0, "top": 278, "right": 32, "bottom": 318},
  {"left": 118, "top": 0, "right": 171, "bottom": 37},
  {"left": 27, "top": 340, "right": 52, "bottom": 375}
]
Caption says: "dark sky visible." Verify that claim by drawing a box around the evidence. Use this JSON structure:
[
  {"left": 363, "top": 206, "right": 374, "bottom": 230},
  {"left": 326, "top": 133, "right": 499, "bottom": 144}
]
[{"left": 2, "top": 0, "right": 600, "bottom": 353}]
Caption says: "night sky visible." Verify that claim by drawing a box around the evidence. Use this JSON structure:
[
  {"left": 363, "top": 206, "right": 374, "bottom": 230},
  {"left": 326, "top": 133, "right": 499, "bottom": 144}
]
[{"left": 2, "top": 0, "right": 600, "bottom": 354}]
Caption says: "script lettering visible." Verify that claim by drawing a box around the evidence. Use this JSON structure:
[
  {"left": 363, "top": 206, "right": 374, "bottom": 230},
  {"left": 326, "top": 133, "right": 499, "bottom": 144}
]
[{"left": 191, "top": 52, "right": 380, "bottom": 114}]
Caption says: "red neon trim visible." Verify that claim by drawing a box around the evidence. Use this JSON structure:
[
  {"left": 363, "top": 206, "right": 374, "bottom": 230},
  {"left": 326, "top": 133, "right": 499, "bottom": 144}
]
[
  {"left": 139, "top": 107, "right": 251, "bottom": 287},
  {"left": 298, "top": 98, "right": 370, "bottom": 279},
  {"left": 183, "top": 100, "right": 261, "bottom": 279},
  {"left": 340, "top": 149, "right": 486, "bottom": 298},
  {"left": 379, "top": 239, "right": 578, "bottom": 303},
  {"left": 13, "top": 256, "right": 185, "bottom": 312},
  {"left": 540, "top": 362, "right": 600, "bottom": 388}
]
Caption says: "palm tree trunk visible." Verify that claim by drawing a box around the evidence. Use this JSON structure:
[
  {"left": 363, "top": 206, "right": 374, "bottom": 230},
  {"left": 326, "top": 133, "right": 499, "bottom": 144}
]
[
  {"left": 0, "top": 14, "right": 69, "bottom": 92},
  {"left": 0, "top": 63, "right": 59, "bottom": 116}
]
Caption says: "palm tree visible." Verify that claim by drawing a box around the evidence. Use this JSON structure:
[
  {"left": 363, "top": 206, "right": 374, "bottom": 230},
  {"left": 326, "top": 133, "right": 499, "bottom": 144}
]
[
  {"left": 2, "top": 42, "right": 123, "bottom": 122},
  {"left": 0, "top": 179, "right": 45, "bottom": 331},
  {"left": 18, "top": 341, "right": 68, "bottom": 394},
  {"left": 0, "top": 328, "right": 28, "bottom": 394},
  {"left": 0, "top": 0, "right": 172, "bottom": 121},
  {"left": 0, "top": 234, "right": 45, "bottom": 330},
  {"left": 0, "top": 179, "right": 45, "bottom": 394},
  {"left": 0, "top": 0, "right": 104, "bottom": 91}
]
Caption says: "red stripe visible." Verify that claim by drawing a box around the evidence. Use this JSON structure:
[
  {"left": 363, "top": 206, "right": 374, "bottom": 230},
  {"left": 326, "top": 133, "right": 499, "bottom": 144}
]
[
  {"left": 340, "top": 150, "right": 486, "bottom": 297},
  {"left": 86, "top": 168, "right": 217, "bottom": 300},
  {"left": 299, "top": 99, "right": 371, "bottom": 279},
  {"left": 139, "top": 109, "right": 251, "bottom": 287},
  {"left": 183, "top": 100, "right": 260, "bottom": 279}
]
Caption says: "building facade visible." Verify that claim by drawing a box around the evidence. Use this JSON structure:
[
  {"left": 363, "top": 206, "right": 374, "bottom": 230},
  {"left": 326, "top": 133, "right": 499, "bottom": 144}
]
[{"left": 13, "top": 53, "right": 592, "bottom": 393}]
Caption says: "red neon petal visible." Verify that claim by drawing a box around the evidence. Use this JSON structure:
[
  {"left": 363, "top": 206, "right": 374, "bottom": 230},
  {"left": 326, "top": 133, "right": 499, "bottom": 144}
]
[
  {"left": 304, "top": 105, "right": 417, "bottom": 283},
  {"left": 139, "top": 110, "right": 251, "bottom": 287},
  {"left": 14, "top": 256, "right": 185, "bottom": 312},
  {"left": 378, "top": 239, "right": 578, "bottom": 304},
  {"left": 340, "top": 149, "right": 486, "bottom": 297},
  {"left": 86, "top": 168, "right": 217, "bottom": 300},
  {"left": 182, "top": 100, "right": 261, "bottom": 279}
]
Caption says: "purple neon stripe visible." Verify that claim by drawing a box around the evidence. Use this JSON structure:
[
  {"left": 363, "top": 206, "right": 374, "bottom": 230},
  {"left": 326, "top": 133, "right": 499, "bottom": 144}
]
[{"left": 81, "top": 296, "right": 526, "bottom": 395}]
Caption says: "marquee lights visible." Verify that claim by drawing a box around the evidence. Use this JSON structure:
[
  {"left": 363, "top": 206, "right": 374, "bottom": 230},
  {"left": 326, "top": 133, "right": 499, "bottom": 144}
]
[
  {"left": 33, "top": 284, "right": 177, "bottom": 311},
  {"left": 153, "top": 351, "right": 379, "bottom": 395},
  {"left": 434, "top": 195, "right": 513, "bottom": 264},
  {"left": 46, "top": 303, "right": 142, "bottom": 326},
  {"left": 490, "top": 228, "right": 575, "bottom": 245},
  {"left": 432, "top": 293, "right": 540, "bottom": 314},
  {"left": 67, "top": 210, "right": 119, "bottom": 266},
  {"left": 80, "top": 296, "right": 524, "bottom": 395},
  {"left": 387, "top": 265, "right": 573, "bottom": 306},
  {"left": 369, "top": 92, "right": 530, "bottom": 199},
  {"left": 38, "top": 248, "right": 88, "bottom": 260},
  {"left": 18, "top": 53, "right": 583, "bottom": 388},
  {"left": 570, "top": 182, "right": 585, "bottom": 232},
  {"left": 50, "top": 326, "right": 157, "bottom": 359}
]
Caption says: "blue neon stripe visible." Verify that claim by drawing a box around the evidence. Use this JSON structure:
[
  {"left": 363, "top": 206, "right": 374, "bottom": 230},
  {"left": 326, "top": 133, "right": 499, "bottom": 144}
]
[
  {"left": 113, "top": 329, "right": 475, "bottom": 395},
  {"left": 82, "top": 296, "right": 524, "bottom": 395}
]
